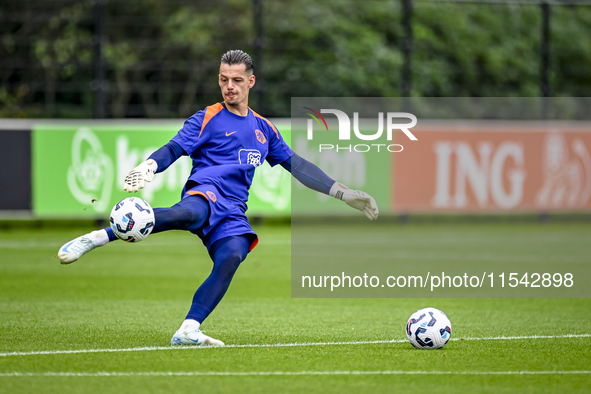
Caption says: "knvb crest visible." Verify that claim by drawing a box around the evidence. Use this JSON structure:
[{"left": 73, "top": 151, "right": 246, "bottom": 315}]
[{"left": 255, "top": 129, "right": 266, "bottom": 144}]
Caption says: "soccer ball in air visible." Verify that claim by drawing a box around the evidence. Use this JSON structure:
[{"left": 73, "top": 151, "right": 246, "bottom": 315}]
[
  {"left": 406, "top": 307, "right": 452, "bottom": 349},
  {"left": 109, "top": 197, "right": 155, "bottom": 242}
]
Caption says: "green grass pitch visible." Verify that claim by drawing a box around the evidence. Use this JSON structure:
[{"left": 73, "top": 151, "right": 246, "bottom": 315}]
[{"left": 0, "top": 221, "right": 589, "bottom": 393}]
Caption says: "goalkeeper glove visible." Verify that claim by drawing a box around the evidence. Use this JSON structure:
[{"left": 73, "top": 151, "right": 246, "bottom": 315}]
[
  {"left": 329, "top": 182, "right": 379, "bottom": 221},
  {"left": 123, "top": 159, "right": 158, "bottom": 193}
]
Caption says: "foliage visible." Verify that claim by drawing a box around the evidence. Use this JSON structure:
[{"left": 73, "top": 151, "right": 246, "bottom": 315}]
[{"left": 1, "top": 0, "right": 590, "bottom": 118}]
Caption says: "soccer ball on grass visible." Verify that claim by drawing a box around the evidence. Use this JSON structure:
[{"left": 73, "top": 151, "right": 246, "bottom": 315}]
[
  {"left": 109, "top": 197, "right": 155, "bottom": 242},
  {"left": 406, "top": 307, "right": 452, "bottom": 349}
]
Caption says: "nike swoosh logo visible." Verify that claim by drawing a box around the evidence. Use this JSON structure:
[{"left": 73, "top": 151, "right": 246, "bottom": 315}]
[
  {"left": 226, "top": 131, "right": 237, "bottom": 136},
  {"left": 62, "top": 241, "right": 75, "bottom": 253}
]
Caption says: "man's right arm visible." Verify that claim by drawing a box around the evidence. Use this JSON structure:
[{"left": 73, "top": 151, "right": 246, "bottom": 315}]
[
  {"left": 148, "top": 140, "right": 185, "bottom": 173},
  {"left": 122, "top": 141, "right": 186, "bottom": 193}
]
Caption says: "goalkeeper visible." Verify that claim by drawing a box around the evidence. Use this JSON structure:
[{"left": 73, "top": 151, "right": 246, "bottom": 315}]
[{"left": 57, "top": 49, "right": 378, "bottom": 347}]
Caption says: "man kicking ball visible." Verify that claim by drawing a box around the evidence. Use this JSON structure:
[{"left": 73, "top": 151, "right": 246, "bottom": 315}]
[{"left": 58, "top": 49, "right": 378, "bottom": 347}]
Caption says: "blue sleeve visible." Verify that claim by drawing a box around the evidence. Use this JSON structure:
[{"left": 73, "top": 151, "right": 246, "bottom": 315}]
[
  {"left": 148, "top": 140, "right": 186, "bottom": 173},
  {"left": 264, "top": 122, "right": 293, "bottom": 167},
  {"left": 280, "top": 152, "right": 335, "bottom": 195},
  {"left": 171, "top": 112, "right": 206, "bottom": 155}
]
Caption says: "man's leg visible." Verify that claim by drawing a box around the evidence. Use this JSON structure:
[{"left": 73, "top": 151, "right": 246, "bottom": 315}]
[
  {"left": 171, "top": 235, "right": 251, "bottom": 347},
  {"left": 151, "top": 195, "right": 210, "bottom": 235},
  {"left": 57, "top": 195, "right": 210, "bottom": 264},
  {"left": 57, "top": 228, "right": 117, "bottom": 264}
]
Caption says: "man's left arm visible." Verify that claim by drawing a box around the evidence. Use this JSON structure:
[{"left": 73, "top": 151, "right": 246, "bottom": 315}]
[
  {"left": 280, "top": 153, "right": 379, "bottom": 221},
  {"left": 262, "top": 120, "right": 378, "bottom": 220}
]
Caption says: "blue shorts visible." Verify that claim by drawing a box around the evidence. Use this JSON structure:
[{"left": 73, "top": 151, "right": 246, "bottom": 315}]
[{"left": 183, "top": 184, "right": 259, "bottom": 252}]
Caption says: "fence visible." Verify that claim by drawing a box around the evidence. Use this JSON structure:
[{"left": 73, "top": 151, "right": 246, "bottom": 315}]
[{"left": 1, "top": 0, "right": 591, "bottom": 119}]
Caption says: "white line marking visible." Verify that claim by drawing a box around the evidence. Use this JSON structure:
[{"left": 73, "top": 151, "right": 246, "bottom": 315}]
[
  {"left": 0, "top": 370, "right": 589, "bottom": 377},
  {"left": 0, "top": 334, "right": 588, "bottom": 358}
]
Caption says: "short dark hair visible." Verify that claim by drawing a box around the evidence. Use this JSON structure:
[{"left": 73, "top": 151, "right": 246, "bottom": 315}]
[{"left": 220, "top": 50, "right": 254, "bottom": 74}]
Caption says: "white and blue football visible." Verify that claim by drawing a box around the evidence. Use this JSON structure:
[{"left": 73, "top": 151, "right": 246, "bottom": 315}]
[
  {"left": 109, "top": 197, "right": 155, "bottom": 242},
  {"left": 406, "top": 307, "right": 452, "bottom": 349}
]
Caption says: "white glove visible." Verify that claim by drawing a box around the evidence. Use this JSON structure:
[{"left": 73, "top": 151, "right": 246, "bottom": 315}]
[
  {"left": 123, "top": 159, "right": 158, "bottom": 193},
  {"left": 329, "top": 182, "right": 379, "bottom": 221}
]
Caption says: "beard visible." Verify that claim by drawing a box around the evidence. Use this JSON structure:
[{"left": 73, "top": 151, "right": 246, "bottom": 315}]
[{"left": 225, "top": 94, "right": 241, "bottom": 106}]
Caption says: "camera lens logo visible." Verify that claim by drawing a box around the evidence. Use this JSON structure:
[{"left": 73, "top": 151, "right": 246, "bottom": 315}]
[{"left": 303, "top": 107, "right": 329, "bottom": 134}]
